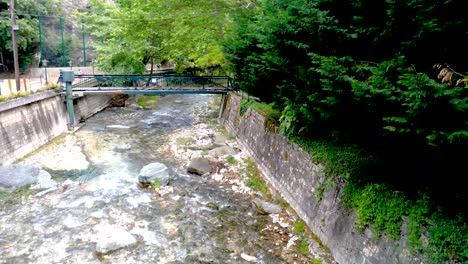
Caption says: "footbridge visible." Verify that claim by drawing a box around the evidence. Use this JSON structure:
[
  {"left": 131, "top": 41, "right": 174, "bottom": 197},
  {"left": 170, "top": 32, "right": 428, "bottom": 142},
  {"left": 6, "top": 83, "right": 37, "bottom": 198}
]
[
  {"left": 59, "top": 70, "right": 236, "bottom": 130},
  {"left": 67, "top": 73, "right": 235, "bottom": 96}
]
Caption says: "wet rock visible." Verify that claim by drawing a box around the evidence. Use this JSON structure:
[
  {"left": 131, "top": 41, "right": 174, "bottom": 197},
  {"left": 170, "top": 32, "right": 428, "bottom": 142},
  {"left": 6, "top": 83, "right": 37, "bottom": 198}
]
[
  {"left": 208, "top": 146, "right": 236, "bottom": 157},
  {"left": 62, "top": 179, "right": 79, "bottom": 188},
  {"left": 188, "top": 144, "right": 216, "bottom": 151},
  {"left": 253, "top": 199, "right": 282, "bottom": 215},
  {"left": 0, "top": 164, "right": 42, "bottom": 191},
  {"left": 207, "top": 202, "right": 219, "bottom": 210},
  {"left": 187, "top": 157, "right": 212, "bottom": 176},
  {"left": 190, "top": 151, "right": 204, "bottom": 159},
  {"left": 110, "top": 94, "right": 129, "bottom": 107},
  {"left": 95, "top": 229, "right": 138, "bottom": 254},
  {"left": 31, "top": 170, "right": 58, "bottom": 190},
  {"left": 213, "top": 134, "right": 228, "bottom": 147},
  {"left": 35, "top": 186, "right": 59, "bottom": 197},
  {"left": 241, "top": 253, "right": 258, "bottom": 262},
  {"left": 138, "top": 163, "right": 170, "bottom": 186}
]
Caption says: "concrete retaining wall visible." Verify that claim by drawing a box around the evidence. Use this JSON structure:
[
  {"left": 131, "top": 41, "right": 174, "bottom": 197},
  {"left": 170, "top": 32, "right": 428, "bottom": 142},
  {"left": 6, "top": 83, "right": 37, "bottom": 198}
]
[
  {"left": 220, "top": 94, "right": 419, "bottom": 264},
  {"left": 0, "top": 92, "right": 110, "bottom": 165}
]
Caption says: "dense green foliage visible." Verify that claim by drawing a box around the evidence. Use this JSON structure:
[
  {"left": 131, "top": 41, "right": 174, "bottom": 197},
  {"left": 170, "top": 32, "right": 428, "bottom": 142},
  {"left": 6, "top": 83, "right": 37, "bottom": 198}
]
[
  {"left": 225, "top": 0, "right": 468, "bottom": 262},
  {"left": 0, "top": 0, "right": 61, "bottom": 70},
  {"left": 81, "top": 0, "right": 257, "bottom": 74}
]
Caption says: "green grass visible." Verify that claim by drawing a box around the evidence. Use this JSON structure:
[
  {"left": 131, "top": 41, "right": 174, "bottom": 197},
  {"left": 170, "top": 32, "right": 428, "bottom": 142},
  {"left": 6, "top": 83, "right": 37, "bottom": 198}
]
[
  {"left": 0, "top": 83, "right": 60, "bottom": 103},
  {"left": 310, "top": 258, "right": 323, "bottom": 264},
  {"left": 294, "top": 219, "right": 306, "bottom": 235},
  {"left": 0, "top": 185, "right": 39, "bottom": 209},
  {"left": 299, "top": 238, "right": 309, "bottom": 256},
  {"left": 0, "top": 91, "right": 31, "bottom": 102},
  {"left": 151, "top": 178, "right": 163, "bottom": 188},
  {"left": 175, "top": 137, "right": 192, "bottom": 147},
  {"left": 137, "top": 95, "right": 160, "bottom": 109},
  {"left": 241, "top": 158, "right": 271, "bottom": 198},
  {"left": 274, "top": 196, "right": 290, "bottom": 209},
  {"left": 226, "top": 155, "right": 236, "bottom": 164}
]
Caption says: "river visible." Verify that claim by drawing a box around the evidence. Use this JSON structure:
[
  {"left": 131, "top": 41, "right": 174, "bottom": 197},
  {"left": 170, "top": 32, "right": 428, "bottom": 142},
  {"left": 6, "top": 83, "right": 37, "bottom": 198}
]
[{"left": 0, "top": 94, "right": 316, "bottom": 263}]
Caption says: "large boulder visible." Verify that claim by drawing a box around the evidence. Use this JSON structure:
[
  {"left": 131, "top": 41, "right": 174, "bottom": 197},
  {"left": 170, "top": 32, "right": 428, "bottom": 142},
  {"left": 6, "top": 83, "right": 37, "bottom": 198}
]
[
  {"left": 187, "top": 157, "right": 212, "bottom": 176},
  {"left": 95, "top": 229, "right": 138, "bottom": 254},
  {"left": 0, "top": 164, "right": 49, "bottom": 191},
  {"left": 208, "top": 146, "right": 236, "bottom": 157},
  {"left": 138, "top": 163, "right": 170, "bottom": 186}
]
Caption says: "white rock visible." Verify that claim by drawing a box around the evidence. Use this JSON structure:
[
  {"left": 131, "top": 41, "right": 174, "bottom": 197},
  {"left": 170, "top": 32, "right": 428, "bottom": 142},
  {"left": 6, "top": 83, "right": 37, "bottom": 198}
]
[
  {"left": 0, "top": 164, "right": 39, "bottom": 191},
  {"left": 62, "top": 179, "right": 78, "bottom": 187},
  {"left": 31, "top": 170, "right": 58, "bottom": 190},
  {"left": 138, "top": 162, "right": 170, "bottom": 186},
  {"left": 240, "top": 253, "right": 258, "bottom": 262},
  {"left": 106, "top": 125, "right": 130, "bottom": 129},
  {"left": 35, "top": 186, "right": 59, "bottom": 197},
  {"left": 212, "top": 173, "right": 223, "bottom": 181},
  {"left": 286, "top": 236, "right": 300, "bottom": 249},
  {"left": 95, "top": 229, "right": 137, "bottom": 254}
]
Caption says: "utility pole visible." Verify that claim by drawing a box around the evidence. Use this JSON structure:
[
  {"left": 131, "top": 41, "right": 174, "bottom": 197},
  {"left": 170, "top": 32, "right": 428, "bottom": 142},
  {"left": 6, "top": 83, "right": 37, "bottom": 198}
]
[{"left": 10, "top": 0, "right": 20, "bottom": 92}]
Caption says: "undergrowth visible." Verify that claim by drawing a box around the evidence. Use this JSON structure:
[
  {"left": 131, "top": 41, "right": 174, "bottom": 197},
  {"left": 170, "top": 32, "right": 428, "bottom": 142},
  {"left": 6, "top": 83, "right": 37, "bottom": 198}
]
[
  {"left": 0, "top": 185, "right": 39, "bottom": 209},
  {"left": 241, "top": 158, "right": 271, "bottom": 199},
  {"left": 237, "top": 93, "right": 468, "bottom": 262},
  {"left": 291, "top": 137, "right": 468, "bottom": 263},
  {"left": 239, "top": 99, "right": 281, "bottom": 120}
]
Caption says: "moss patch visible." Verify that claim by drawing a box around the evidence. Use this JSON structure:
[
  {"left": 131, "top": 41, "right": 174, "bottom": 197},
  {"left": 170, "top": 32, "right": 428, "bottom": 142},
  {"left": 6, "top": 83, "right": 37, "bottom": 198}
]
[{"left": 137, "top": 95, "right": 160, "bottom": 109}]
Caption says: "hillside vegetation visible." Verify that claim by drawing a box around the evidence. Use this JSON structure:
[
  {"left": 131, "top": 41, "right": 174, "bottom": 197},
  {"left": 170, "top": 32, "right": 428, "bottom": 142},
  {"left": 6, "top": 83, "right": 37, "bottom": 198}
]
[{"left": 224, "top": 0, "right": 467, "bottom": 263}]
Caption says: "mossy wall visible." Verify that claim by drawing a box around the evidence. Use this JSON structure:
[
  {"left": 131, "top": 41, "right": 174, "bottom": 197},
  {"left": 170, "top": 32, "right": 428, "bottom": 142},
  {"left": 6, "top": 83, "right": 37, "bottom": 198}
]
[{"left": 219, "top": 93, "right": 419, "bottom": 264}]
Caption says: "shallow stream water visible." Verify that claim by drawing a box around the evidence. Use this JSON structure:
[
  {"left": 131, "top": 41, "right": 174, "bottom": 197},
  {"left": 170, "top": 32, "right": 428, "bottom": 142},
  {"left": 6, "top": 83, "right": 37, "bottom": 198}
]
[{"left": 0, "top": 95, "right": 314, "bottom": 264}]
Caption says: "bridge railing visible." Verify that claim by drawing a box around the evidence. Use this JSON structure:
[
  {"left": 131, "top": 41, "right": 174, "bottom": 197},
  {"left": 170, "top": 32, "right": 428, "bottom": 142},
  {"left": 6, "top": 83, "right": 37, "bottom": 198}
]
[{"left": 71, "top": 74, "right": 233, "bottom": 91}]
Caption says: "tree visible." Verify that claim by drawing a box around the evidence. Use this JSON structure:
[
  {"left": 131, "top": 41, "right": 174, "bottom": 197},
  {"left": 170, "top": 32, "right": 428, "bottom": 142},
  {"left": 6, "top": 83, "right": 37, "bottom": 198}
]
[
  {"left": 81, "top": 0, "right": 253, "bottom": 74},
  {"left": 0, "top": 0, "right": 61, "bottom": 70}
]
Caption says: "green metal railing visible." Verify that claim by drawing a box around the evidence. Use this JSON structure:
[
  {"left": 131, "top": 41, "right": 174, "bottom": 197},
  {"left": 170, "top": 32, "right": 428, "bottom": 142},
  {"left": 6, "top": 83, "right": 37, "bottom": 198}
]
[{"left": 69, "top": 74, "right": 235, "bottom": 95}]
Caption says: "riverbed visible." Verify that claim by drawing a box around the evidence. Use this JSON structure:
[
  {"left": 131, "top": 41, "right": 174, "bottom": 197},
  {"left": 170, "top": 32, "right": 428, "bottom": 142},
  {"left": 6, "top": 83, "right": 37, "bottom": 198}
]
[{"left": 0, "top": 94, "right": 317, "bottom": 263}]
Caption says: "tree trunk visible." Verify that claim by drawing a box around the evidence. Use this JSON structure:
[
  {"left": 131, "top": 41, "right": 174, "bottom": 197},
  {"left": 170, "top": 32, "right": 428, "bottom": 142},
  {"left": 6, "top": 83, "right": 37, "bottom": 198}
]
[{"left": 150, "top": 57, "right": 154, "bottom": 75}]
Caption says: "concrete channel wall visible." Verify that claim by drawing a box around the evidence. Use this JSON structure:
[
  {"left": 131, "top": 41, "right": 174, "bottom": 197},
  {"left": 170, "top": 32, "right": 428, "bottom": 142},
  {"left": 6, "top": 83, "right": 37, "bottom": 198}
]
[
  {"left": 0, "top": 91, "right": 110, "bottom": 165},
  {"left": 220, "top": 93, "right": 419, "bottom": 264}
]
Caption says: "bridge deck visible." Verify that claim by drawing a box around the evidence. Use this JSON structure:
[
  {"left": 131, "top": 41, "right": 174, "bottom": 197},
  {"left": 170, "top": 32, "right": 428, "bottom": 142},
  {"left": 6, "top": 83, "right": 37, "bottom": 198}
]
[{"left": 67, "top": 74, "right": 235, "bottom": 95}]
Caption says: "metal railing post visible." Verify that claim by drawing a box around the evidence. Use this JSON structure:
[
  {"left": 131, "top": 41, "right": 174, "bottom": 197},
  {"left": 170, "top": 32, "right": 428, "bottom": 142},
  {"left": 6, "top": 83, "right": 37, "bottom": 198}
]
[{"left": 62, "top": 70, "right": 75, "bottom": 130}]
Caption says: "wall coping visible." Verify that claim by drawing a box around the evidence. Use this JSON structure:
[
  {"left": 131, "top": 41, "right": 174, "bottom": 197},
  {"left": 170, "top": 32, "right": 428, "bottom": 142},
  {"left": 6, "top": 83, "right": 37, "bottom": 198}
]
[{"left": 0, "top": 91, "right": 60, "bottom": 113}]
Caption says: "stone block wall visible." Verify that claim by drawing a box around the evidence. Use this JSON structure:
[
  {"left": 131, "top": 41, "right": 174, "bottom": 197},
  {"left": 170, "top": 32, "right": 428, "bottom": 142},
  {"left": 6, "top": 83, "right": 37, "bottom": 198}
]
[
  {"left": 73, "top": 95, "right": 111, "bottom": 125},
  {"left": 0, "top": 92, "right": 110, "bottom": 165},
  {"left": 220, "top": 94, "right": 419, "bottom": 264}
]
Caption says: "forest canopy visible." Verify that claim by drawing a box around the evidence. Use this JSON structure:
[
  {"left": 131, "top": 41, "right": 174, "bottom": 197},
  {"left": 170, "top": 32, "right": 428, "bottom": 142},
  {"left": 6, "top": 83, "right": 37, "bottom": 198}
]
[
  {"left": 80, "top": 0, "right": 257, "bottom": 74},
  {"left": 224, "top": 0, "right": 467, "bottom": 178}
]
